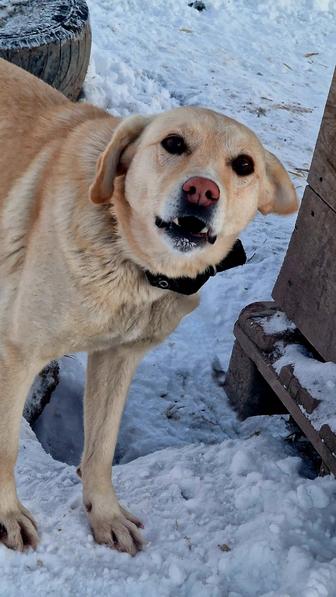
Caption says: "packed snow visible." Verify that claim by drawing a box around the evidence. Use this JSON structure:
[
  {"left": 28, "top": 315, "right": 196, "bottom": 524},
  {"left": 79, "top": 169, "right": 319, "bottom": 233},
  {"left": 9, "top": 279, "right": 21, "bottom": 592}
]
[
  {"left": 2, "top": 418, "right": 336, "bottom": 597},
  {"left": 6, "top": 0, "right": 336, "bottom": 595},
  {"left": 256, "top": 311, "right": 296, "bottom": 335},
  {"left": 0, "top": 0, "right": 29, "bottom": 22}
]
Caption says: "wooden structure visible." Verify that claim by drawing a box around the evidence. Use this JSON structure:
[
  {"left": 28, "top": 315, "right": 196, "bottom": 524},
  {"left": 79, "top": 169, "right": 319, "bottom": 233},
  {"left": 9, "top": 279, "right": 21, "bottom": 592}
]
[
  {"left": 225, "top": 69, "right": 336, "bottom": 475},
  {"left": 0, "top": 0, "right": 91, "bottom": 100},
  {"left": 272, "top": 69, "right": 336, "bottom": 361}
]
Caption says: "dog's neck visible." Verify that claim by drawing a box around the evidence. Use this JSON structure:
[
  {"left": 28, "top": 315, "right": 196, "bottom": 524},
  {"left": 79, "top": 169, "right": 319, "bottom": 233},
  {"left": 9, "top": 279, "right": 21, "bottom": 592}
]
[{"left": 144, "top": 239, "right": 246, "bottom": 295}]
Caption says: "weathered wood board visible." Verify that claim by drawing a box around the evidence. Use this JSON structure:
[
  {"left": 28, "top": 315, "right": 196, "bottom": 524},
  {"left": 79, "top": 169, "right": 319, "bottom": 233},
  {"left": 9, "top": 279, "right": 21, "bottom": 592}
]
[
  {"left": 225, "top": 302, "right": 336, "bottom": 476},
  {"left": 273, "top": 186, "right": 336, "bottom": 362},
  {"left": 273, "top": 69, "right": 336, "bottom": 361},
  {"left": 308, "top": 68, "right": 336, "bottom": 208},
  {"left": 224, "top": 338, "right": 287, "bottom": 419}
]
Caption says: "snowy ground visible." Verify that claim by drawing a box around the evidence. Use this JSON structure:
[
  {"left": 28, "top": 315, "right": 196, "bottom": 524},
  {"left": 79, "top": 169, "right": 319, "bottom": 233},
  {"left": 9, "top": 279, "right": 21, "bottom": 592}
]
[
  {"left": 3, "top": 419, "right": 336, "bottom": 597},
  {"left": 6, "top": 0, "right": 336, "bottom": 595}
]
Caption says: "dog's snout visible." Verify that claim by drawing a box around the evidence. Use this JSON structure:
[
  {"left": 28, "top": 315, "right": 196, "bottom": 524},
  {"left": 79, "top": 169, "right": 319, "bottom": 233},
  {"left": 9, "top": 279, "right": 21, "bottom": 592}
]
[{"left": 182, "top": 177, "right": 220, "bottom": 208}]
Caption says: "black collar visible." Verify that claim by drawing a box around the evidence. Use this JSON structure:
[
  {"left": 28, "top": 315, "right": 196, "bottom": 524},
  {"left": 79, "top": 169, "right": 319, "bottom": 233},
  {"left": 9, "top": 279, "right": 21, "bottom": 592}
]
[{"left": 145, "top": 239, "right": 246, "bottom": 295}]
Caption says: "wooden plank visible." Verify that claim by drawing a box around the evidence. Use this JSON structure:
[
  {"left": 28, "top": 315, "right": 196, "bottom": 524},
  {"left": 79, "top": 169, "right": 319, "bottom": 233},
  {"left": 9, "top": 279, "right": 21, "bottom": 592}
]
[
  {"left": 224, "top": 339, "right": 286, "bottom": 419},
  {"left": 308, "top": 68, "right": 336, "bottom": 210},
  {"left": 272, "top": 185, "right": 336, "bottom": 362},
  {"left": 238, "top": 300, "right": 298, "bottom": 352},
  {"left": 279, "top": 364, "right": 320, "bottom": 414},
  {"left": 234, "top": 323, "right": 336, "bottom": 475},
  {"left": 237, "top": 301, "right": 279, "bottom": 352},
  {"left": 320, "top": 425, "right": 336, "bottom": 455}
]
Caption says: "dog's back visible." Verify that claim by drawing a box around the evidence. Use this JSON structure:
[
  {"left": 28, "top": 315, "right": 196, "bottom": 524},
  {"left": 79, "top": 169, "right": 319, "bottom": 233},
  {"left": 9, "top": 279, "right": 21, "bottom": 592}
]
[
  {"left": 0, "top": 59, "right": 108, "bottom": 205},
  {"left": 0, "top": 60, "right": 67, "bottom": 202}
]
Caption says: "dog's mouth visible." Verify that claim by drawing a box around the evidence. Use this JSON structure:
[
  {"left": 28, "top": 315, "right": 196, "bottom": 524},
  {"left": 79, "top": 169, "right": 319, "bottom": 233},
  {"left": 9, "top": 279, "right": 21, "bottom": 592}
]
[{"left": 155, "top": 215, "right": 217, "bottom": 252}]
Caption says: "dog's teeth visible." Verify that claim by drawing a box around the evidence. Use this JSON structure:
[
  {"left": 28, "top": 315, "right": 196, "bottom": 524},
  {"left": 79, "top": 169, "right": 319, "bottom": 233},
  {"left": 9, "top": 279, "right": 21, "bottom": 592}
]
[
  {"left": 208, "top": 234, "right": 217, "bottom": 245},
  {"left": 155, "top": 217, "right": 167, "bottom": 229},
  {"left": 173, "top": 218, "right": 180, "bottom": 226},
  {"left": 200, "top": 226, "right": 208, "bottom": 233}
]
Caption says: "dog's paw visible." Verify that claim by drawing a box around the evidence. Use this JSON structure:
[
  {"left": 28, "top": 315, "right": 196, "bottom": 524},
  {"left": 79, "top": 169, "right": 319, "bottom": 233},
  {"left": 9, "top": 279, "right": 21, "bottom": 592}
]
[
  {"left": 87, "top": 503, "right": 145, "bottom": 556},
  {"left": 0, "top": 503, "right": 39, "bottom": 551}
]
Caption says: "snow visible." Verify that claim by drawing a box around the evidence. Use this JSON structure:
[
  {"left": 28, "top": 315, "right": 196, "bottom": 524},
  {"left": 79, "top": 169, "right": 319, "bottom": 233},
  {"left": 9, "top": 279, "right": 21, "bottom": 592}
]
[
  {"left": 5, "top": 419, "right": 336, "bottom": 597},
  {"left": 0, "top": 0, "right": 29, "bottom": 22},
  {"left": 256, "top": 311, "right": 296, "bottom": 335},
  {"left": 7, "top": 0, "right": 336, "bottom": 594},
  {"left": 33, "top": 355, "right": 86, "bottom": 466}
]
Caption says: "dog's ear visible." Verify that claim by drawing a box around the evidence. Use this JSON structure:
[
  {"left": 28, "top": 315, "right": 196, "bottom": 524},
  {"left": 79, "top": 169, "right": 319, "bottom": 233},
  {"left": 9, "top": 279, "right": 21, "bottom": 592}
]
[
  {"left": 258, "top": 151, "right": 298, "bottom": 215},
  {"left": 89, "top": 115, "right": 152, "bottom": 204}
]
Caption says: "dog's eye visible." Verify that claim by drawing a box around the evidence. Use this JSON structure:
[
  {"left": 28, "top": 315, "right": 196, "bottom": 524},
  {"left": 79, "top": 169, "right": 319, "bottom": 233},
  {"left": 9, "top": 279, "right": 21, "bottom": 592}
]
[
  {"left": 231, "top": 154, "right": 254, "bottom": 176},
  {"left": 161, "top": 135, "right": 187, "bottom": 155}
]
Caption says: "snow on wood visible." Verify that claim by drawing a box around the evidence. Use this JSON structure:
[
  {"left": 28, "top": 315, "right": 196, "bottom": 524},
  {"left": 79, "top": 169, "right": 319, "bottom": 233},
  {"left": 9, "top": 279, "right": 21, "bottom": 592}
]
[
  {"left": 274, "top": 343, "right": 336, "bottom": 435},
  {"left": 0, "top": 0, "right": 91, "bottom": 100},
  {"left": 0, "top": 0, "right": 89, "bottom": 46}
]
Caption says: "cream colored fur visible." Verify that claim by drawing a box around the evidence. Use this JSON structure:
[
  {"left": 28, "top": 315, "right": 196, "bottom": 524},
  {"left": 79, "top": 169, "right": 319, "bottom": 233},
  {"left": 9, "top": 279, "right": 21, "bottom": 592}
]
[{"left": 0, "top": 58, "right": 298, "bottom": 554}]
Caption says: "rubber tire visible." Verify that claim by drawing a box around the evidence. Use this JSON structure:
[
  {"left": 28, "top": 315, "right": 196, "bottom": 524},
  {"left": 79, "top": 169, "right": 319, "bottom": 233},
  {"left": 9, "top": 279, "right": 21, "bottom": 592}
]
[{"left": 0, "top": 0, "right": 91, "bottom": 100}]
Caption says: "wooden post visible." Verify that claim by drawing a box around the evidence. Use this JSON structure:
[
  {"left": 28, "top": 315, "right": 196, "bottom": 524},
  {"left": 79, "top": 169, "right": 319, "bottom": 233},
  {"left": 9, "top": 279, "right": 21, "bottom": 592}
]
[
  {"left": 273, "top": 69, "right": 336, "bottom": 361},
  {"left": 0, "top": 0, "right": 91, "bottom": 100},
  {"left": 225, "top": 69, "right": 336, "bottom": 475}
]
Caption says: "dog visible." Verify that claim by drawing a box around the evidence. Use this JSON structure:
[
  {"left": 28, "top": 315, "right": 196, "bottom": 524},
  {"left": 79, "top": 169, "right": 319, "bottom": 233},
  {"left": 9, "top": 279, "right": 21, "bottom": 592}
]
[{"left": 0, "top": 58, "right": 298, "bottom": 555}]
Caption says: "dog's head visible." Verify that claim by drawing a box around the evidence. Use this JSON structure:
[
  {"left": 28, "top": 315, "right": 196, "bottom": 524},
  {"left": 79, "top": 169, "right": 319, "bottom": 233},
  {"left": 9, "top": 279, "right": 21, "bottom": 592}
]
[{"left": 89, "top": 107, "right": 298, "bottom": 277}]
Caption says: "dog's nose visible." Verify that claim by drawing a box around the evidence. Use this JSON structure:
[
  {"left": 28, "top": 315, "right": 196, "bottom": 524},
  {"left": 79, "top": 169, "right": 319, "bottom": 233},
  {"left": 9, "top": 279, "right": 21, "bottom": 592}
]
[{"left": 182, "top": 176, "right": 220, "bottom": 208}]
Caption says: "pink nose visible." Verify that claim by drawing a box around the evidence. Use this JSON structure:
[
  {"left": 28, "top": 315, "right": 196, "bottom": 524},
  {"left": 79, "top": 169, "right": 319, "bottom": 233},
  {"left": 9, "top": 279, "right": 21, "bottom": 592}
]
[{"left": 182, "top": 177, "right": 220, "bottom": 207}]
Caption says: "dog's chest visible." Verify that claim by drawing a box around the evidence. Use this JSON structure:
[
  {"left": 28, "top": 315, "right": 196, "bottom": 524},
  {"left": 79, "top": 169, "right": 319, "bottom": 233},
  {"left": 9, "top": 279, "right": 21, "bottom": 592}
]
[
  {"left": 84, "top": 291, "right": 194, "bottom": 354},
  {"left": 113, "top": 301, "right": 154, "bottom": 342}
]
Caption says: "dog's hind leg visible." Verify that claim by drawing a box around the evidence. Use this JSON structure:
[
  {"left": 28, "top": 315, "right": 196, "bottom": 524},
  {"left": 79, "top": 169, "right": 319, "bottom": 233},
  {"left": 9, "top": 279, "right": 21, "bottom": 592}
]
[
  {"left": 80, "top": 345, "right": 146, "bottom": 556},
  {"left": 0, "top": 350, "right": 39, "bottom": 551}
]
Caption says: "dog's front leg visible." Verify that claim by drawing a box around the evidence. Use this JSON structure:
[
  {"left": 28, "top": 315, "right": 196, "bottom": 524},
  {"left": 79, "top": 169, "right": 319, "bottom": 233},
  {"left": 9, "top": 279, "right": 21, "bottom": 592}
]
[
  {"left": 80, "top": 346, "right": 145, "bottom": 556},
  {"left": 0, "top": 352, "right": 39, "bottom": 551}
]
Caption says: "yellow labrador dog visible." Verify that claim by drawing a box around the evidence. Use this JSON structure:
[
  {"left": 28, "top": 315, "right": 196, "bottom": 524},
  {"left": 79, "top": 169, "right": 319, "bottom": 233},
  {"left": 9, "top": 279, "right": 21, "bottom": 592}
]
[{"left": 0, "top": 58, "right": 297, "bottom": 555}]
